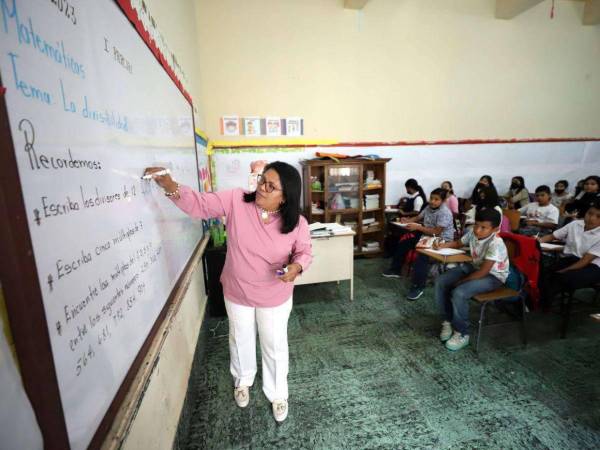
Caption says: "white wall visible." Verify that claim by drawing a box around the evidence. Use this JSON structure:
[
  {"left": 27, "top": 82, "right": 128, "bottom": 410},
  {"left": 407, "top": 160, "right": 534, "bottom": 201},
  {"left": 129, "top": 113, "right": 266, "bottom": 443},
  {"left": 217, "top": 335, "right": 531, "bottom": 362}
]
[
  {"left": 195, "top": 0, "right": 600, "bottom": 142},
  {"left": 212, "top": 140, "right": 600, "bottom": 202}
]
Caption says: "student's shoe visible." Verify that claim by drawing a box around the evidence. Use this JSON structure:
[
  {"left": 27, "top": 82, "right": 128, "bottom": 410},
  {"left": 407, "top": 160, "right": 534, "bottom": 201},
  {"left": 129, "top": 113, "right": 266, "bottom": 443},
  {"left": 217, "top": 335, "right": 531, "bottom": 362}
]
[
  {"left": 234, "top": 386, "right": 249, "bottom": 408},
  {"left": 382, "top": 269, "right": 400, "bottom": 278},
  {"left": 440, "top": 321, "right": 453, "bottom": 342},
  {"left": 445, "top": 332, "right": 470, "bottom": 351},
  {"left": 272, "top": 399, "right": 288, "bottom": 422},
  {"left": 406, "top": 286, "right": 424, "bottom": 300}
]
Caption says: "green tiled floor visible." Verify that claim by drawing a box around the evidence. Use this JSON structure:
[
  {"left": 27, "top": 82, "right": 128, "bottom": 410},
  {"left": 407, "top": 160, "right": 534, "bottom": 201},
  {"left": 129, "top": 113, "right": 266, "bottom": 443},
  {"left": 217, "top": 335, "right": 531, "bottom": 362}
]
[{"left": 176, "top": 258, "right": 600, "bottom": 449}]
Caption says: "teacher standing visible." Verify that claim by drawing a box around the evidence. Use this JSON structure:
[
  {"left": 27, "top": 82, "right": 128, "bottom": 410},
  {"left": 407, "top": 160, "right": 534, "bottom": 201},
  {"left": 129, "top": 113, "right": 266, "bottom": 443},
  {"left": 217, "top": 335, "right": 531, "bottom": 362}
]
[{"left": 144, "top": 162, "right": 312, "bottom": 423}]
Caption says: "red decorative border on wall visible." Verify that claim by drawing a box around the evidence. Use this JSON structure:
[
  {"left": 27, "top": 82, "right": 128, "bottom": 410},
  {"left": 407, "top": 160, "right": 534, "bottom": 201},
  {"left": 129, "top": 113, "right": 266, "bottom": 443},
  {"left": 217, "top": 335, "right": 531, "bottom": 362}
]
[
  {"left": 115, "top": 0, "right": 192, "bottom": 105},
  {"left": 212, "top": 137, "right": 600, "bottom": 149}
]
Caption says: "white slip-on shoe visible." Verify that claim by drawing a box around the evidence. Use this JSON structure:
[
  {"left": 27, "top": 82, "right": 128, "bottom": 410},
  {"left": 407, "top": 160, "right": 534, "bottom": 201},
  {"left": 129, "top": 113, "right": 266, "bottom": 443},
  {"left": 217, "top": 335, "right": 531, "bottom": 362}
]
[
  {"left": 234, "top": 386, "right": 249, "bottom": 408},
  {"left": 272, "top": 399, "right": 288, "bottom": 422},
  {"left": 440, "top": 321, "right": 453, "bottom": 342}
]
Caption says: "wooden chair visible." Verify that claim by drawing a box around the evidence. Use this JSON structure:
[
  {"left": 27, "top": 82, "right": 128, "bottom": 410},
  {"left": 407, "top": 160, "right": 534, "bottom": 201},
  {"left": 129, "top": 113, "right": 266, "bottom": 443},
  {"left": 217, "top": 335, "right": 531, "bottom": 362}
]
[
  {"left": 502, "top": 208, "right": 521, "bottom": 233},
  {"left": 471, "top": 239, "right": 527, "bottom": 353}
]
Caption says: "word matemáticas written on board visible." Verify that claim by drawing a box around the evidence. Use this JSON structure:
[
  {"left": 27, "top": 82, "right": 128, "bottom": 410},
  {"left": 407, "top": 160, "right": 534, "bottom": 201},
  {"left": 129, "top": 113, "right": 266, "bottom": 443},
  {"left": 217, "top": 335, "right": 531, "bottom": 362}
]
[{"left": 220, "top": 116, "right": 304, "bottom": 137}]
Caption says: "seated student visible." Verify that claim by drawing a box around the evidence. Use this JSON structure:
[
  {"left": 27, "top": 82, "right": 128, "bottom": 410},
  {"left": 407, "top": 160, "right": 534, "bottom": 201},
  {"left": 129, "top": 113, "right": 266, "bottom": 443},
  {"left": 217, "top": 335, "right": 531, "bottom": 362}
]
[
  {"left": 397, "top": 178, "right": 428, "bottom": 216},
  {"left": 504, "top": 176, "right": 530, "bottom": 209},
  {"left": 383, "top": 189, "right": 454, "bottom": 280},
  {"left": 518, "top": 185, "right": 559, "bottom": 236},
  {"left": 538, "top": 201, "right": 600, "bottom": 307},
  {"left": 441, "top": 181, "right": 459, "bottom": 214},
  {"left": 564, "top": 175, "right": 600, "bottom": 220},
  {"left": 551, "top": 179, "right": 572, "bottom": 209},
  {"left": 573, "top": 179, "right": 586, "bottom": 200},
  {"left": 465, "top": 186, "right": 503, "bottom": 227},
  {"left": 433, "top": 208, "right": 509, "bottom": 351},
  {"left": 469, "top": 175, "right": 497, "bottom": 207}
]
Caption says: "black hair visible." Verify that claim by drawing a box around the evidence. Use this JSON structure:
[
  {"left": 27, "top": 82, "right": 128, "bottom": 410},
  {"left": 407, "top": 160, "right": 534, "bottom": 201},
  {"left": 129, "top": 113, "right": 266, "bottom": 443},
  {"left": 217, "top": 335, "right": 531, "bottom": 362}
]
[
  {"left": 476, "top": 186, "right": 500, "bottom": 210},
  {"left": 588, "top": 200, "right": 600, "bottom": 212},
  {"left": 405, "top": 178, "right": 427, "bottom": 208},
  {"left": 471, "top": 175, "right": 497, "bottom": 204},
  {"left": 511, "top": 176, "right": 526, "bottom": 193},
  {"left": 475, "top": 208, "right": 501, "bottom": 228},
  {"left": 430, "top": 188, "right": 447, "bottom": 201},
  {"left": 480, "top": 175, "right": 494, "bottom": 186},
  {"left": 584, "top": 175, "right": 600, "bottom": 190},
  {"left": 243, "top": 161, "right": 301, "bottom": 234},
  {"left": 535, "top": 185, "right": 551, "bottom": 195},
  {"left": 441, "top": 180, "right": 454, "bottom": 195},
  {"left": 556, "top": 180, "right": 569, "bottom": 189},
  {"left": 575, "top": 179, "right": 586, "bottom": 197}
]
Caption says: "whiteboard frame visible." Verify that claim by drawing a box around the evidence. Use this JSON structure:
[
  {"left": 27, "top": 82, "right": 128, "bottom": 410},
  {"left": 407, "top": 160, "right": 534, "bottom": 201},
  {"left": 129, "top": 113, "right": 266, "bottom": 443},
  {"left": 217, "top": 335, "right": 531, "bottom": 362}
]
[{"left": 0, "top": 1, "right": 202, "bottom": 448}]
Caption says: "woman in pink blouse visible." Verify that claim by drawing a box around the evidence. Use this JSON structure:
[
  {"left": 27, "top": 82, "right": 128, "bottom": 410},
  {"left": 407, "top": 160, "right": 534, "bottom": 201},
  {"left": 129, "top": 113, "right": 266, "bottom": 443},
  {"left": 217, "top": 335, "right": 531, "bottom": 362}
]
[
  {"left": 144, "top": 162, "right": 312, "bottom": 423},
  {"left": 441, "top": 180, "right": 459, "bottom": 215}
]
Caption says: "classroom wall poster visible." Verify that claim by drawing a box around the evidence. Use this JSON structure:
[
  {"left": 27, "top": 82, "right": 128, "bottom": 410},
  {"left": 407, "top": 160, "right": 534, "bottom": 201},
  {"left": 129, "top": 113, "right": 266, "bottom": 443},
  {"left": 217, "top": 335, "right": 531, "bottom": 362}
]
[
  {"left": 221, "top": 116, "right": 240, "bottom": 136},
  {"left": 243, "top": 117, "right": 261, "bottom": 137},
  {"left": 285, "top": 117, "right": 303, "bottom": 136},
  {"left": 266, "top": 117, "right": 282, "bottom": 136}
]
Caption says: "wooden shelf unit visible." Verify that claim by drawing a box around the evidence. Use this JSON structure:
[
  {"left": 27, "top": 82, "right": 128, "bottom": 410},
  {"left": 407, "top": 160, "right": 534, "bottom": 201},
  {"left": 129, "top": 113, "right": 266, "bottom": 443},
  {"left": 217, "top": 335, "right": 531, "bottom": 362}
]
[{"left": 301, "top": 158, "right": 390, "bottom": 256}]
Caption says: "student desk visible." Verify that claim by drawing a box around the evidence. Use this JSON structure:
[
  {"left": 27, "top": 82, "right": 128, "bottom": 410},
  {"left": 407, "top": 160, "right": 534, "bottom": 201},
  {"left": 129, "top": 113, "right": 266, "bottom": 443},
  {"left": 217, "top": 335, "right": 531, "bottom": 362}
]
[
  {"left": 417, "top": 248, "right": 473, "bottom": 265},
  {"left": 295, "top": 231, "right": 355, "bottom": 300}
]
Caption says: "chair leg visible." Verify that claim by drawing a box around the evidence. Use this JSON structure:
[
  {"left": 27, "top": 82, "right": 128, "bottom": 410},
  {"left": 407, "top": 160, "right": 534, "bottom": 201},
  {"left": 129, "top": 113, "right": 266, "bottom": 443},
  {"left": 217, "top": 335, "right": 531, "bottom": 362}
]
[
  {"left": 560, "top": 291, "right": 573, "bottom": 339},
  {"left": 476, "top": 303, "right": 487, "bottom": 353},
  {"left": 521, "top": 296, "right": 527, "bottom": 347}
]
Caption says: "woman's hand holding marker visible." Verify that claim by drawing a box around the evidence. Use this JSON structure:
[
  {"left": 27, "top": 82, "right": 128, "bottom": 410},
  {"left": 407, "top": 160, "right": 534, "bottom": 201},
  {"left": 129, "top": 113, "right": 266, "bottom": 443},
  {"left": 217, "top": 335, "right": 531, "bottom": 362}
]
[
  {"left": 143, "top": 167, "right": 179, "bottom": 197},
  {"left": 278, "top": 263, "right": 302, "bottom": 283}
]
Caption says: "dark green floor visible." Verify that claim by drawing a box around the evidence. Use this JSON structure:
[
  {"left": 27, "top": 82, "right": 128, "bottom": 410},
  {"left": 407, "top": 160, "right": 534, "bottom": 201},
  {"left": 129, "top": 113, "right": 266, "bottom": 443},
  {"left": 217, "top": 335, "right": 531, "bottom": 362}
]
[{"left": 175, "top": 258, "right": 600, "bottom": 449}]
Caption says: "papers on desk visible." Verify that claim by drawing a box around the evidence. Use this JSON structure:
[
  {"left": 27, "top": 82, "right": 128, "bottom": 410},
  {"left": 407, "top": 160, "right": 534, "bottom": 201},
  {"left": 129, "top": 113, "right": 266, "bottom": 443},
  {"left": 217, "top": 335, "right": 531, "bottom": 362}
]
[
  {"left": 385, "top": 207, "right": 400, "bottom": 213},
  {"left": 426, "top": 248, "right": 466, "bottom": 256},
  {"left": 309, "top": 222, "right": 353, "bottom": 237},
  {"left": 540, "top": 243, "right": 565, "bottom": 251},
  {"left": 391, "top": 222, "right": 408, "bottom": 227}
]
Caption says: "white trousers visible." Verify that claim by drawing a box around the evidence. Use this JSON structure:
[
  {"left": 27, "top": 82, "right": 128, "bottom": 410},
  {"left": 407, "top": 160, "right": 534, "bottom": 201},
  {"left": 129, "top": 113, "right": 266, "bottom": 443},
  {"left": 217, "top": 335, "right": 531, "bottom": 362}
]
[{"left": 224, "top": 296, "right": 293, "bottom": 402}]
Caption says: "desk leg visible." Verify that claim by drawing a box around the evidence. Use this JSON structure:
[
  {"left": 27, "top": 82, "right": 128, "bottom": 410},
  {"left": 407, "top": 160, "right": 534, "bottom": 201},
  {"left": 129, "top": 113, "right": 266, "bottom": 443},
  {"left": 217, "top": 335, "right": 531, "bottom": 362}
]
[{"left": 350, "top": 255, "right": 354, "bottom": 301}]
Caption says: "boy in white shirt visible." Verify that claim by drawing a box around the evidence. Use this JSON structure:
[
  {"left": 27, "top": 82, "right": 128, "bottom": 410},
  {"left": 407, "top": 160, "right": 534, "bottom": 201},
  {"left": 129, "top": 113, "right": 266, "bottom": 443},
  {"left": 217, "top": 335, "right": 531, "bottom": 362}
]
[
  {"left": 538, "top": 202, "right": 600, "bottom": 307},
  {"left": 433, "top": 208, "right": 509, "bottom": 351},
  {"left": 519, "top": 185, "right": 559, "bottom": 236}
]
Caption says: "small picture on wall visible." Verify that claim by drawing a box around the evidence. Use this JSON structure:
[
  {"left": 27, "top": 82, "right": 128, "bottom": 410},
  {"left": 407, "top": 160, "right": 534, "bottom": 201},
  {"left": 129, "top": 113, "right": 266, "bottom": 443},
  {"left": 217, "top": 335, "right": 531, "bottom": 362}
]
[
  {"left": 221, "top": 116, "right": 240, "bottom": 135},
  {"left": 265, "top": 117, "right": 282, "bottom": 136},
  {"left": 243, "top": 117, "right": 261, "bottom": 137},
  {"left": 285, "top": 117, "right": 303, "bottom": 136}
]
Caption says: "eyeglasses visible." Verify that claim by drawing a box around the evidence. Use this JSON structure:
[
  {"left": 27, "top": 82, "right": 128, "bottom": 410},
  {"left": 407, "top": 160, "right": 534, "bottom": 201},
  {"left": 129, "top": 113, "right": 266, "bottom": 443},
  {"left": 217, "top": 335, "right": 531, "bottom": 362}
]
[{"left": 257, "top": 174, "right": 282, "bottom": 193}]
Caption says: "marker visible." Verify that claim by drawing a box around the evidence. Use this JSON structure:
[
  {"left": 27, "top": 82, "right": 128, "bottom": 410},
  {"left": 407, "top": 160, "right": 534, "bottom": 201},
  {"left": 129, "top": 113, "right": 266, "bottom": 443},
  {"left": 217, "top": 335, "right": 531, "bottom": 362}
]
[
  {"left": 141, "top": 169, "right": 170, "bottom": 180},
  {"left": 276, "top": 266, "right": 288, "bottom": 276}
]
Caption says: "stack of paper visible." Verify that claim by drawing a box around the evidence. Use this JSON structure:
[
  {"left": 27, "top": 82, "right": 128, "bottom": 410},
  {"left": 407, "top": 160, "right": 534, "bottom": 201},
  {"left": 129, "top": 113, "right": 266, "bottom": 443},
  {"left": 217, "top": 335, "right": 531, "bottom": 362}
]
[
  {"left": 364, "top": 194, "right": 379, "bottom": 209},
  {"left": 309, "top": 222, "right": 352, "bottom": 236},
  {"left": 362, "top": 240, "right": 380, "bottom": 252},
  {"left": 427, "top": 248, "right": 466, "bottom": 256}
]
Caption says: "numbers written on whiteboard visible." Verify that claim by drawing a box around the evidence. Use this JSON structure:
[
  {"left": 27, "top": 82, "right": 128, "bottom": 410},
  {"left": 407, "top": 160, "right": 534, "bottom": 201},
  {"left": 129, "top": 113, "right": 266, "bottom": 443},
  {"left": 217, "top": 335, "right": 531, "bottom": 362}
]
[
  {"left": 75, "top": 344, "right": 96, "bottom": 377},
  {"left": 49, "top": 0, "right": 77, "bottom": 25}
]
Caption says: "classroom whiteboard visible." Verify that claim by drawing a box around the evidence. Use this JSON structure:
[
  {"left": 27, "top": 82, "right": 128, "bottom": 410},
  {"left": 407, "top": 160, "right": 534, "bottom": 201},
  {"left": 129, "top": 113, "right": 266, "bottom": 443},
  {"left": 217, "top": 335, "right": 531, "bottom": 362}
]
[{"left": 0, "top": 1, "right": 201, "bottom": 448}]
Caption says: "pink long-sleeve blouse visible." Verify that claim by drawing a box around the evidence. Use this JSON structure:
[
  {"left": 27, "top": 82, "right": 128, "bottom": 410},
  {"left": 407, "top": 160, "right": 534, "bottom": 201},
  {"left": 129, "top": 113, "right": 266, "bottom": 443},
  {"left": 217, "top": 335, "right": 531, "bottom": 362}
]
[{"left": 172, "top": 186, "right": 312, "bottom": 308}]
